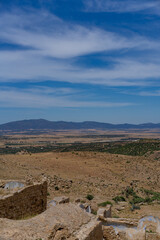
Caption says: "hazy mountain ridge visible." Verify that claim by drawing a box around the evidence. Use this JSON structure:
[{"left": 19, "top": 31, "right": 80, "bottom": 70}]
[{"left": 0, "top": 119, "right": 160, "bottom": 131}]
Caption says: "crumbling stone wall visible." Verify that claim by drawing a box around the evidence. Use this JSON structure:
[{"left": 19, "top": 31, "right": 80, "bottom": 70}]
[
  {"left": 76, "top": 220, "right": 103, "bottom": 240},
  {"left": 0, "top": 181, "right": 47, "bottom": 219}
]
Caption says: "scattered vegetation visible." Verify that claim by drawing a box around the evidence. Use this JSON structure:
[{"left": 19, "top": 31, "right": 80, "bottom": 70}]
[
  {"left": 106, "top": 140, "right": 160, "bottom": 156},
  {"left": 121, "top": 187, "right": 160, "bottom": 209},
  {"left": 112, "top": 215, "right": 119, "bottom": 218},
  {"left": 0, "top": 139, "right": 160, "bottom": 156},
  {"left": 98, "top": 201, "right": 112, "bottom": 207},
  {"left": 146, "top": 230, "right": 155, "bottom": 233},
  {"left": 18, "top": 214, "right": 38, "bottom": 220},
  {"left": 143, "top": 189, "right": 160, "bottom": 202}
]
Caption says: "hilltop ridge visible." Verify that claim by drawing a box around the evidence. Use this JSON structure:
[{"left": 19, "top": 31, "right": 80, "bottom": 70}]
[{"left": 0, "top": 119, "right": 160, "bottom": 131}]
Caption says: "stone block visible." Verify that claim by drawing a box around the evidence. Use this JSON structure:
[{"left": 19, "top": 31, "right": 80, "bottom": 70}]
[
  {"left": 53, "top": 196, "right": 70, "bottom": 204},
  {"left": 105, "top": 205, "right": 111, "bottom": 218},
  {"left": 76, "top": 220, "right": 103, "bottom": 240},
  {"left": 97, "top": 208, "right": 106, "bottom": 218},
  {"left": 118, "top": 231, "right": 128, "bottom": 240},
  {"left": 97, "top": 205, "right": 111, "bottom": 218},
  {"left": 146, "top": 232, "right": 160, "bottom": 240},
  {"left": 103, "top": 226, "right": 118, "bottom": 240},
  {"left": 146, "top": 224, "right": 157, "bottom": 233},
  {"left": 75, "top": 198, "right": 81, "bottom": 203}
]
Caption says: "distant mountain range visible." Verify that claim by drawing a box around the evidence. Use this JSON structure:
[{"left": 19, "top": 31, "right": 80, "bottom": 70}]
[{"left": 0, "top": 119, "right": 160, "bottom": 131}]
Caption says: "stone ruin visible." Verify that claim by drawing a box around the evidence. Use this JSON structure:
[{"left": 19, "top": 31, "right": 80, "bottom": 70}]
[
  {"left": 0, "top": 179, "right": 160, "bottom": 239},
  {"left": 0, "top": 202, "right": 103, "bottom": 240},
  {"left": 0, "top": 180, "right": 47, "bottom": 220},
  {"left": 99, "top": 211, "right": 160, "bottom": 240},
  {"left": 0, "top": 179, "right": 103, "bottom": 240}
]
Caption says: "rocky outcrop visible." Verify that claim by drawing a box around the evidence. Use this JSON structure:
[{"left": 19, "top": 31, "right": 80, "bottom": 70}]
[{"left": 41, "top": 174, "right": 73, "bottom": 191}]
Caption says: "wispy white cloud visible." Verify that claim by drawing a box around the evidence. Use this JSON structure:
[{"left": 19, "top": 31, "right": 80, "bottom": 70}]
[
  {"left": 139, "top": 90, "right": 160, "bottom": 96},
  {"left": 0, "top": 87, "right": 132, "bottom": 108},
  {"left": 0, "top": 50, "right": 160, "bottom": 86},
  {"left": 0, "top": 9, "right": 160, "bottom": 88},
  {"left": 0, "top": 10, "right": 158, "bottom": 59},
  {"left": 84, "top": 0, "right": 160, "bottom": 14},
  {"left": 119, "top": 88, "right": 160, "bottom": 97}
]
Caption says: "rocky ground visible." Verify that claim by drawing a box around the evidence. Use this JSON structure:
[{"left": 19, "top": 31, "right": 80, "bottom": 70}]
[{"left": 0, "top": 150, "right": 160, "bottom": 219}]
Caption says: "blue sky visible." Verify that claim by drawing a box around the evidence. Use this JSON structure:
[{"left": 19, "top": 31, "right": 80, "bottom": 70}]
[{"left": 0, "top": 0, "right": 160, "bottom": 124}]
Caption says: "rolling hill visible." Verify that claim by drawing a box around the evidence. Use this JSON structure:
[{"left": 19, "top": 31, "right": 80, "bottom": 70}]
[{"left": 0, "top": 119, "right": 160, "bottom": 131}]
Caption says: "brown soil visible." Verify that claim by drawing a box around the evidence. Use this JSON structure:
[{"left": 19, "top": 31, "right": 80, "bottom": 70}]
[{"left": 1, "top": 146, "right": 160, "bottom": 218}]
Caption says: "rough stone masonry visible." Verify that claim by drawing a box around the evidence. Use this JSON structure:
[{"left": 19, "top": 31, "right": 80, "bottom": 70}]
[{"left": 0, "top": 181, "right": 47, "bottom": 219}]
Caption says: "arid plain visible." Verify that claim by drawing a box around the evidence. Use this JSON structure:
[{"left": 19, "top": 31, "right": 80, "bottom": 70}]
[{"left": 1, "top": 129, "right": 160, "bottom": 219}]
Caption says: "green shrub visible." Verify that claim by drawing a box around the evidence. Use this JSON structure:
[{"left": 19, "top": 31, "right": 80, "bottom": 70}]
[
  {"left": 144, "top": 189, "right": 154, "bottom": 195},
  {"left": 131, "top": 204, "right": 140, "bottom": 211},
  {"left": 125, "top": 187, "right": 135, "bottom": 198},
  {"left": 143, "top": 189, "right": 160, "bottom": 202},
  {"left": 112, "top": 196, "right": 126, "bottom": 203},
  {"left": 86, "top": 194, "right": 94, "bottom": 201},
  {"left": 91, "top": 210, "right": 97, "bottom": 215},
  {"left": 151, "top": 193, "right": 160, "bottom": 201},
  {"left": 144, "top": 197, "right": 152, "bottom": 203},
  {"left": 131, "top": 195, "right": 144, "bottom": 204}
]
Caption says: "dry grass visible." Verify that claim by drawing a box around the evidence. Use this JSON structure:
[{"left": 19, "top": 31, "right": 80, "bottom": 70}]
[{"left": 0, "top": 130, "right": 160, "bottom": 218}]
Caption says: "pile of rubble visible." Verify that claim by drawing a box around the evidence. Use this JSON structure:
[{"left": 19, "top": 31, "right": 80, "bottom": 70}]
[
  {"left": 0, "top": 201, "right": 102, "bottom": 240},
  {"left": 1, "top": 178, "right": 160, "bottom": 240},
  {"left": 25, "top": 174, "right": 73, "bottom": 191}
]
